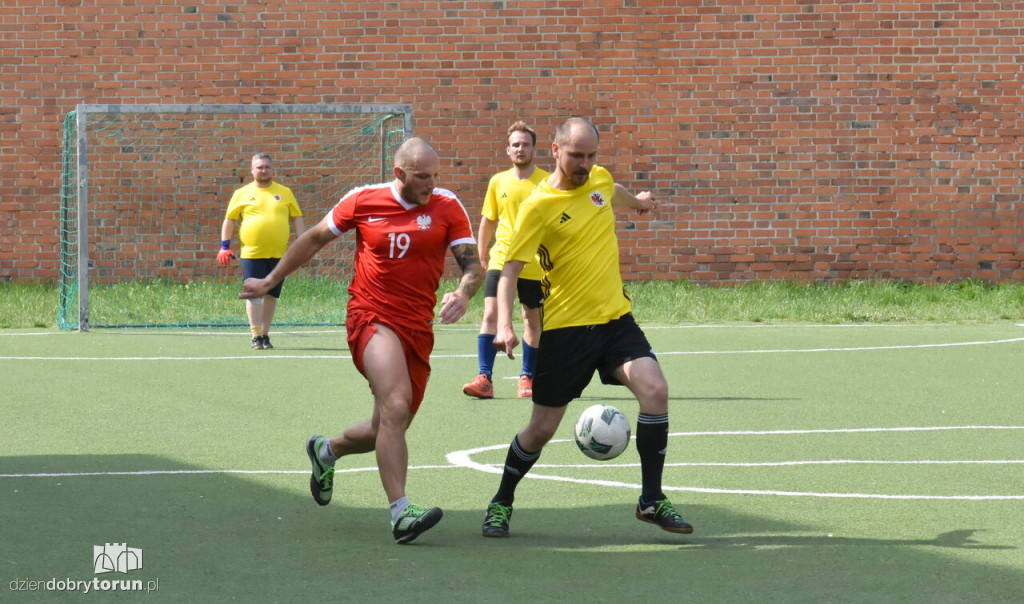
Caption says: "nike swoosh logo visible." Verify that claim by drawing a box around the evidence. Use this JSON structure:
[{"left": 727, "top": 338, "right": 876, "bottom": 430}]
[{"left": 368, "top": 217, "right": 385, "bottom": 222}]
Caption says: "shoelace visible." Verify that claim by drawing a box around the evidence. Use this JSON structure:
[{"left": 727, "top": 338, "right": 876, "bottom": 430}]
[
  {"left": 402, "top": 504, "right": 424, "bottom": 518},
  {"left": 317, "top": 465, "right": 334, "bottom": 487},
  {"left": 487, "top": 505, "right": 511, "bottom": 525},
  {"left": 653, "top": 500, "right": 680, "bottom": 519}
]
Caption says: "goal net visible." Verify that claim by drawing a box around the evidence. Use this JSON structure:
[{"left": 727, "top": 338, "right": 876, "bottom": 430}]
[{"left": 58, "top": 104, "right": 410, "bottom": 330}]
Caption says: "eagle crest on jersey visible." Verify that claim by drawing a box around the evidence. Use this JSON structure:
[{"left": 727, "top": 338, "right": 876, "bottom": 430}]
[
  {"left": 416, "top": 215, "right": 433, "bottom": 230},
  {"left": 590, "top": 191, "right": 606, "bottom": 207}
]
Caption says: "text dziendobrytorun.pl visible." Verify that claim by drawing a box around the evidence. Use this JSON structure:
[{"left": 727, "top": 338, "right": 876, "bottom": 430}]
[{"left": 9, "top": 578, "right": 159, "bottom": 594}]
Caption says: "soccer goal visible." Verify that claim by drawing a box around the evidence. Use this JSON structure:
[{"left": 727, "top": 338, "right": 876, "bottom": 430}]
[{"left": 58, "top": 103, "right": 411, "bottom": 331}]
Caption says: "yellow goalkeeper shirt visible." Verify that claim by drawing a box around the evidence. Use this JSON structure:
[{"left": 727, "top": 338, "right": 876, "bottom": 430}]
[
  {"left": 505, "top": 166, "right": 631, "bottom": 330},
  {"left": 225, "top": 181, "right": 302, "bottom": 259},
  {"left": 481, "top": 166, "right": 549, "bottom": 280}
]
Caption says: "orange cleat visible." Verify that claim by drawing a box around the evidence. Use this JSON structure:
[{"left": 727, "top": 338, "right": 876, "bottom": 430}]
[
  {"left": 463, "top": 374, "right": 494, "bottom": 399},
  {"left": 517, "top": 375, "right": 533, "bottom": 398}
]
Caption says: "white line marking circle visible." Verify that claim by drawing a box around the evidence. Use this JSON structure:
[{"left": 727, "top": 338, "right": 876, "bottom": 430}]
[{"left": 445, "top": 426, "right": 1024, "bottom": 501}]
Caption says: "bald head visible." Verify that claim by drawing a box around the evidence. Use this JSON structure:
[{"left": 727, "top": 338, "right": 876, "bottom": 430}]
[
  {"left": 394, "top": 137, "right": 438, "bottom": 171},
  {"left": 393, "top": 137, "right": 440, "bottom": 206},
  {"left": 553, "top": 117, "right": 600, "bottom": 147}
]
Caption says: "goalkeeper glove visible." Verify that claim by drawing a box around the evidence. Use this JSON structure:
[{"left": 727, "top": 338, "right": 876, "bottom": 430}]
[{"left": 217, "top": 240, "right": 235, "bottom": 265}]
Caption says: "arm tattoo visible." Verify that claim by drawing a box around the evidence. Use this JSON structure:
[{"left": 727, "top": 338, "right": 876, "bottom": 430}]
[{"left": 451, "top": 243, "right": 483, "bottom": 299}]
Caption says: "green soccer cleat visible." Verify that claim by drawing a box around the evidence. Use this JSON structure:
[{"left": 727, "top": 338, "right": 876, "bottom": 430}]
[
  {"left": 392, "top": 504, "right": 444, "bottom": 544},
  {"left": 481, "top": 502, "right": 513, "bottom": 538},
  {"left": 305, "top": 435, "right": 334, "bottom": 506},
  {"left": 635, "top": 497, "right": 693, "bottom": 534}
]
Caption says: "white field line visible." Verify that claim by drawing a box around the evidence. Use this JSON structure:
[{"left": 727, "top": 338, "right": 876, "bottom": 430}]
[
  {"left": 0, "top": 466, "right": 448, "bottom": 479},
  {"left": 444, "top": 428, "right": 1024, "bottom": 501},
  {"left": 5, "top": 458, "right": 1022, "bottom": 480},
  {"left": 4, "top": 323, "right": 1017, "bottom": 337},
  {"left": 5, "top": 427, "right": 1021, "bottom": 501},
  {"left": 3, "top": 336, "right": 1024, "bottom": 361},
  {"left": 532, "top": 459, "right": 1024, "bottom": 468}
]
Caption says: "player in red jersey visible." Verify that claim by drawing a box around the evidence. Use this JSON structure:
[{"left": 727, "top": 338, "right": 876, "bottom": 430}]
[{"left": 241, "top": 138, "right": 483, "bottom": 544}]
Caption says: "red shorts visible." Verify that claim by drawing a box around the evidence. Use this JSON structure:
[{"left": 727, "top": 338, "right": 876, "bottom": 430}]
[{"left": 345, "top": 309, "right": 434, "bottom": 414}]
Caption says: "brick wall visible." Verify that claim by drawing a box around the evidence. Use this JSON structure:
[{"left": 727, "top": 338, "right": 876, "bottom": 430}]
[{"left": 3, "top": 1, "right": 1022, "bottom": 283}]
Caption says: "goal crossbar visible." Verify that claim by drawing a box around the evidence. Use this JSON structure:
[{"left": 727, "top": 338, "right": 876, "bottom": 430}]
[{"left": 59, "top": 103, "right": 412, "bottom": 331}]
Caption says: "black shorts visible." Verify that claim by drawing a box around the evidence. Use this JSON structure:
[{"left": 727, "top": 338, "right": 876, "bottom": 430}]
[
  {"left": 241, "top": 258, "right": 283, "bottom": 299},
  {"left": 532, "top": 313, "right": 657, "bottom": 408},
  {"left": 483, "top": 269, "right": 543, "bottom": 309}
]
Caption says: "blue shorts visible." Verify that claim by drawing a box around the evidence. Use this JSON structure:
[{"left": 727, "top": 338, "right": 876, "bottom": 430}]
[{"left": 241, "top": 258, "right": 283, "bottom": 298}]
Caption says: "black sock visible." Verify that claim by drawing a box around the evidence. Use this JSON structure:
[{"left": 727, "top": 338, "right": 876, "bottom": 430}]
[
  {"left": 491, "top": 435, "right": 540, "bottom": 506},
  {"left": 636, "top": 413, "right": 669, "bottom": 503}
]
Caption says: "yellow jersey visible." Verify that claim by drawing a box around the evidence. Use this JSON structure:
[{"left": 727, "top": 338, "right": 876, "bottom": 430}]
[
  {"left": 225, "top": 181, "right": 302, "bottom": 259},
  {"left": 506, "top": 166, "right": 631, "bottom": 330},
  {"left": 481, "top": 167, "right": 549, "bottom": 280}
]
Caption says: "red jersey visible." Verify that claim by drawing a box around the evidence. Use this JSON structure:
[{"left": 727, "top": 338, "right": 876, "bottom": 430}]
[{"left": 328, "top": 181, "right": 475, "bottom": 332}]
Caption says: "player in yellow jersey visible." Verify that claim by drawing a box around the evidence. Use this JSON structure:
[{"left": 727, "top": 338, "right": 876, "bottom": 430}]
[
  {"left": 462, "top": 122, "right": 549, "bottom": 400},
  {"left": 480, "top": 117, "right": 694, "bottom": 538},
  {"left": 219, "top": 153, "right": 304, "bottom": 350}
]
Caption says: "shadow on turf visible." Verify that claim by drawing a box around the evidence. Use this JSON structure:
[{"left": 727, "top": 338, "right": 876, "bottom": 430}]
[{"left": 1, "top": 455, "right": 1018, "bottom": 602}]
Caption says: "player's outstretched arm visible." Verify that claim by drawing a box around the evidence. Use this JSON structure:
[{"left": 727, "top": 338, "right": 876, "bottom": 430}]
[
  {"left": 612, "top": 183, "right": 659, "bottom": 214},
  {"left": 438, "top": 242, "right": 483, "bottom": 324},
  {"left": 240, "top": 216, "right": 338, "bottom": 299}
]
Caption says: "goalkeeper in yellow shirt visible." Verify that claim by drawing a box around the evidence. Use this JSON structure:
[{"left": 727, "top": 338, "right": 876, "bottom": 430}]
[{"left": 218, "top": 152, "right": 304, "bottom": 349}]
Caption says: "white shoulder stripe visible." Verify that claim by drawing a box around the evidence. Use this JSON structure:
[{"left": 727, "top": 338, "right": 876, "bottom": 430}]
[
  {"left": 434, "top": 187, "right": 472, "bottom": 224},
  {"left": 450, "top": 236, "right": 476, "bottom": 247}
]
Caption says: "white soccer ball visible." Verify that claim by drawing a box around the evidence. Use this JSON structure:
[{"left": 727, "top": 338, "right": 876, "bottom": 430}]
[{"left": 574, "top": 404, "right": 631, "bottom": 461}]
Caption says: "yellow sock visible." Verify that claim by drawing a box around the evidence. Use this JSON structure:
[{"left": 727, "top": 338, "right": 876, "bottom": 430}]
[{"left": 251, "top": 326, "right": 261, "bottom": 338}]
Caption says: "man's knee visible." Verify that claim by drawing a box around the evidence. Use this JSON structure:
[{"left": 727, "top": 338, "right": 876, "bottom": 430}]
[
  {"left": 376, "top": 394, "right": 412, "bottom": 427},
  {"left": 644, "top": 375, "right": 669, "bottom": 403}
]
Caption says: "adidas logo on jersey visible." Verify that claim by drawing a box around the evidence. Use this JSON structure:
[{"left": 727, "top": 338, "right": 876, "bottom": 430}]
[{"left": 559, "top": 212, "right": 571, "bottom": 224}]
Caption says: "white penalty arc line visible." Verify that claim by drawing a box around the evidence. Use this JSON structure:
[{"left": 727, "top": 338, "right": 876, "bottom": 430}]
[
  {"left": 536, "top": 459, "right": 1024, "bottom": 468},
  {"left": 445, "top": 426, "right": 1024, "bottom": 501},
  {"left": 5, "top": 427, "right": 1023, "bottom": 500},
  {"left": 669, "top": 426, "right": 1024, "bottom": 437},
  {"left": 3, "top": 336, "right": 1024, "bottom": 361}
]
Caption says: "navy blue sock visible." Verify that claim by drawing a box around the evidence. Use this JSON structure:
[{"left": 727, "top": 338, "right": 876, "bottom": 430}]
[
  {"left": 477, "top": 333, "right": 497, "bottom": 379},
  {"left": 521, "top": 343, "right": 538, "bottom": 378}
]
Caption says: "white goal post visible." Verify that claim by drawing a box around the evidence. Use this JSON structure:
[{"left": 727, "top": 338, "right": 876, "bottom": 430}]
[{"left": 58, "top": 103, "right": 413, "bottom": 331}]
